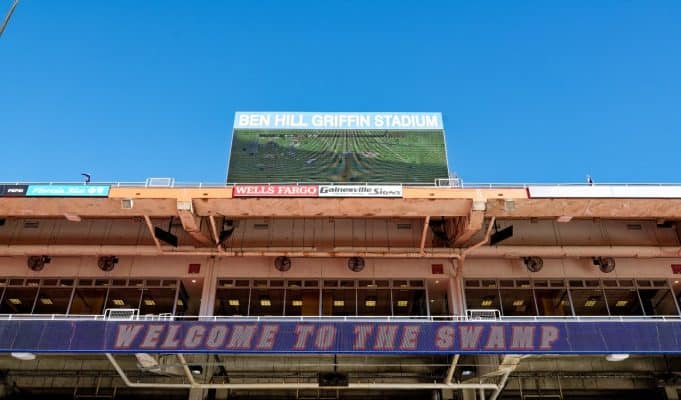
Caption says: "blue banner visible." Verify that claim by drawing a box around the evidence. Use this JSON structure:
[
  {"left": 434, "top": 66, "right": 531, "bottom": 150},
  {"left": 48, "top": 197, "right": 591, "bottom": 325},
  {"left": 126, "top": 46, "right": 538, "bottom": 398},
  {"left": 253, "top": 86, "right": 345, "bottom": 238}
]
[
  {"left": 26, "top": 185, "right": 110, "bottom": 197},
  {"left": 1, "top": 320, "right": 681, "bottom": 354}
]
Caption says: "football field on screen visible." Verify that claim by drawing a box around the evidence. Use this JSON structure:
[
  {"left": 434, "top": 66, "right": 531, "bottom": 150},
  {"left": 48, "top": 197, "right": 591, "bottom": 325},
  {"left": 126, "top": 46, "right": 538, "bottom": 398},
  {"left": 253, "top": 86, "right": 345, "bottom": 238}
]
[{"left": 227, "top": 129, "right": 449, "bottom": 183}]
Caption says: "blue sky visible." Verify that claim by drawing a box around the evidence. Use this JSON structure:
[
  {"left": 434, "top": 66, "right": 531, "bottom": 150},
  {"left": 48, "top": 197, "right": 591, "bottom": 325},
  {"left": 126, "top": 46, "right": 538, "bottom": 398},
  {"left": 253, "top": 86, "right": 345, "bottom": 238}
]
[{"left": 1, "top": 1, "right": 680, "bottom": 183}]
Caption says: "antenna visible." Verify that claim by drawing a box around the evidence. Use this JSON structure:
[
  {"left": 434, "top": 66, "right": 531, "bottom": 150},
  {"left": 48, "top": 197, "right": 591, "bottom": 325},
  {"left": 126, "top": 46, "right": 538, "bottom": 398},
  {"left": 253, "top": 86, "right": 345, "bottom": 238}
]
[{"left": 0, "top": 0, "right": 20, "bottom": 39}]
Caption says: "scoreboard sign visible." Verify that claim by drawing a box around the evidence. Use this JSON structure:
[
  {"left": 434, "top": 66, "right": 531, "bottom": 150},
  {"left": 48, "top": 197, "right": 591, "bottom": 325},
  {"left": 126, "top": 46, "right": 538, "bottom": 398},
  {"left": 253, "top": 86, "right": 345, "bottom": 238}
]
[{"left": 227, "top": 112, "right": 449, "bottom": 184}]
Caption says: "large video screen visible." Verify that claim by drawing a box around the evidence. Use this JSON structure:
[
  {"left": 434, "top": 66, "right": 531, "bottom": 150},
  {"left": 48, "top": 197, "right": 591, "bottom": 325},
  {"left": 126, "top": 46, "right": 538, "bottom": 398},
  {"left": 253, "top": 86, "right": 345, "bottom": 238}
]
[
  {"left": 226, "top": 112, "right": 450, "bottom": 184},
  {"left": 227, "top": 128, "right": 449, "bottom": 184}
]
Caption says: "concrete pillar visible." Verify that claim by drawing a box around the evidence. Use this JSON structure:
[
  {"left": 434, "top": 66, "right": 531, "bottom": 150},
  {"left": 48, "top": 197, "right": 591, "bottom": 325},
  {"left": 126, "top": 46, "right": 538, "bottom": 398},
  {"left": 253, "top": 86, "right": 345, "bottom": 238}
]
[
  {"left": 462, "top": 389, "right": 477, "bottom": 400},
  {"left": 448, "top": 259, "right": 465, "bottom": 315},
  {"left": 199, "top": 257, "right": 218, "bottom": 316},
  {"left": 188, "top": 388, "right": 204, "bottom": 400},
  {"left": 665, "top": 386, "right": 680, "bottom": 400}
]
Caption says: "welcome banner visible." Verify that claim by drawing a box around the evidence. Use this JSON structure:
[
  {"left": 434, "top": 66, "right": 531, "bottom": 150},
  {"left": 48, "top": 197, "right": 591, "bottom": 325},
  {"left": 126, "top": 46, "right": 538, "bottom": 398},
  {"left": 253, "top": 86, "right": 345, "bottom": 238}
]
[{"left": 1, "top": 320, "right": 681, "bottom": 354}]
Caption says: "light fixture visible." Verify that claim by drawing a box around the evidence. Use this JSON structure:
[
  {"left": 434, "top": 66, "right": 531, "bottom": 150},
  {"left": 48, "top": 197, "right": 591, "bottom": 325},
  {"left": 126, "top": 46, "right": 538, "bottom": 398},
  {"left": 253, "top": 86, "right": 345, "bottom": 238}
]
[
  {"left": 522, "top": 256, "right": 543, "bottom": 273},
  {"left": 228, "top": 299, "right": 240, "bottom": 307},
  {"left": 144, "top": 299, "right": 156, "bottom": 306},
  {"left": 97, "top": 256, "right": 119, "bottom": 272},
  {"left": 27, "top": 255, "right": 51, "bottom": 271},
  {"left": 435, "top": 280, "right": 440, "bottom": 284},
  {"left": 584, "top": 296, "right": 598, "bottom": 307},
  {"left": 274, "top": 256, "right": 292, "bottom": 272},
  {"left": 615, "top": 300, "right": 628, "bottom": 307},
  {"left": 593, "top": 257, "right": 616, "bottom": 273},
  {"left": 189, "top": 365, "right": 203, "bottom": 375},
  {"left": 365, "top": 297, "right": 377, "bottom": 307},
  {"left": 39, "top": 298, "right": 53, "bottom": 305},
  {"left": 676, "top": 280, "right": 680, "bottom": 284},
  {"left": 481, "top": 296, "right": 493, "bottom": 307},
  {"left": 11, "top": 352, "right": 36, "bottom": 361},
  {"left": 333, "top": 300, "right": 345, "bottom": 307},
  {"left": 112, "top": 299, "right": 125, "bottom": 306},
  {"left": 606, "top": 354, "right": 630, "bottom": 362},
  {"left": 348, "top": 257, "right": 365, "bottom": 272},
  {"left": 460, "top": 367, "right": 475, "bottom": 377},
  {"left": 512, "top": 299, "right": 524, "bottom": 307},
  {"left": 292, "top": 299, "right": 303, "bottom": 307},
  {"left": 260, "top": 296, "right": 272, "bottom": 307},
  {"left": 191, "top": 279, "right": 197, "bottom": 284},
  {"left": 556, "top": 216, "right": 573, "bottom": 223},
  {"left": 397, "top": 300, "right": 408, "bottom": 307},
  {"left": 176, "top": 299, "right": 184, "bottom": 306},
  {"left": 8, "top": 298, "right": 21, "bottom": 305}
]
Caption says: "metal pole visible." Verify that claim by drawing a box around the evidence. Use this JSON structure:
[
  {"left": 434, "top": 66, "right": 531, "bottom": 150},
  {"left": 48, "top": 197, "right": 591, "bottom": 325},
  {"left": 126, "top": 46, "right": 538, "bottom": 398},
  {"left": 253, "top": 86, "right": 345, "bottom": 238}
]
[{"left": 0, "top": 0, "right": 19, "bottom": 38}]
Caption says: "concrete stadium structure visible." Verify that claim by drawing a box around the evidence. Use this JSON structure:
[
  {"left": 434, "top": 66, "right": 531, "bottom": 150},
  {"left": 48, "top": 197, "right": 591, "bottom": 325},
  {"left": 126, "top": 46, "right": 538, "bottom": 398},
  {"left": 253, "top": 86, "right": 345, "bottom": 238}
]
[{"left": 1, "top": 182, "right": 681, "bottom": 399}]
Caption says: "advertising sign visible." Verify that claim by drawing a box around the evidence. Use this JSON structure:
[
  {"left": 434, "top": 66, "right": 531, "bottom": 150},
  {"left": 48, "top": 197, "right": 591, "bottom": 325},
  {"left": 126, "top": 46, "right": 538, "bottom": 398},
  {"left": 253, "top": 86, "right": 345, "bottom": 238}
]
[
  {"left": 233, "top": 185, "right": 319, "bottom": 197},
  {"left": 318, "top": 185, "right": 403, "bottom": 198},
  {"left": 26, "top": 185, "right": 110, "bottom": 197},
  {"left": 234, "top": 112, "right": 443, "bottom": 130},
  {"left": 0, "top": 184, "right": 28, "bottom": 197},
  {"left": 1, "top": 320, "right": 681, "bottom": 354}
]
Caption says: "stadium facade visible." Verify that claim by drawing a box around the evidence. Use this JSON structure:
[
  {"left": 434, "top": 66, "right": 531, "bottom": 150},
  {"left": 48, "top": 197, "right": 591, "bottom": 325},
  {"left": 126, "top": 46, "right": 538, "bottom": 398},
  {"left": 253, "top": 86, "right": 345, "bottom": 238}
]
[{"left": 1, "top": 113, "right": 681, "bottom": 399}]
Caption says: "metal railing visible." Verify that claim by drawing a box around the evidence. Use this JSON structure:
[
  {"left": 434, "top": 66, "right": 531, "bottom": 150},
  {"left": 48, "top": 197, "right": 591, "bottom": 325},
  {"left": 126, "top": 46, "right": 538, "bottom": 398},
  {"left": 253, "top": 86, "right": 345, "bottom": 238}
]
[{"left": 0, "top": 313, "right": 680, "bottom": 322}]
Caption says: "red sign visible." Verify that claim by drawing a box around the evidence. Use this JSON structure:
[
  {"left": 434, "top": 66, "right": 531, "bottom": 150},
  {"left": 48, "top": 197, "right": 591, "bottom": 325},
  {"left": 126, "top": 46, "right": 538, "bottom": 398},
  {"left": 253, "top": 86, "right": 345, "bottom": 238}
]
[
  {"left": 672, "top": 264, "right": 681, "bottom": 274},
  {"left": 233, "top": 184, "right": 319, "bottom": 197}
]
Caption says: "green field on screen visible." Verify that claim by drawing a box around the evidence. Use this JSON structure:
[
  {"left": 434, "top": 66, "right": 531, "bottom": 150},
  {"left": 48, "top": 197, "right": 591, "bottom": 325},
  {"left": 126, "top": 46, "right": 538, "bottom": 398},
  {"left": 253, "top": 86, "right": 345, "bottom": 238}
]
[{"left": 227, "top": 129, "right": 449, "bottom": 183}]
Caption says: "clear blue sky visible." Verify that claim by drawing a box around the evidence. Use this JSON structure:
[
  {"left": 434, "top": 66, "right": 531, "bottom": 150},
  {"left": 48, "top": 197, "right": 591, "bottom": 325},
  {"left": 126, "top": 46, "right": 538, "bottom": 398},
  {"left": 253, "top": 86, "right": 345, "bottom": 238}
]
[{"left": 1, "top": 1, "right": 680, "bottom": 183}]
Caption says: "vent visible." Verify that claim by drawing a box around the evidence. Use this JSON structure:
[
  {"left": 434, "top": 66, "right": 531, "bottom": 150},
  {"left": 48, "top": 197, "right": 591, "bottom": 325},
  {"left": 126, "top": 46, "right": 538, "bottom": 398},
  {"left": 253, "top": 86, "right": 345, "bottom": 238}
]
[
  {"left": 626, "top": 224, "right": 642, "bottom": 230},
  {"left": 396, "top": 223, "right": 412, "bottom": 230},
  {"left": 121, "top": 199, "right": 134, "bottom": 209},
  {"left": 23, "top": 221, "right": 39, "bottom": 229},
  {"left": 253, "top": 223, "right": 269, "bottom": 230}
]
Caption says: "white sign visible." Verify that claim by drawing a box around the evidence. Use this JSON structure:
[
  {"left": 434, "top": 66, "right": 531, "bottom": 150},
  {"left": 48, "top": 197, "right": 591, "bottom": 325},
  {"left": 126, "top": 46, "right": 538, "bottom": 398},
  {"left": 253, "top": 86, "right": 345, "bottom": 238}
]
[
  {"left": 318, "top": 185, "right": 403, "bottom": 198},
  {"left": 234, "top": 112, "right": 443, "bottom": 130},
  {"left": 528, "top": 185, "right": 681, "bottom": 199}
]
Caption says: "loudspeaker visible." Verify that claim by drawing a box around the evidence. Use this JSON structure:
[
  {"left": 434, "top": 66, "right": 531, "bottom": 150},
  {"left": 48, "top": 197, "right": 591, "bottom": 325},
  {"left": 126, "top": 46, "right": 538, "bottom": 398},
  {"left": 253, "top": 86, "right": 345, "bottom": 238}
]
[
  {"left": 98, "top": 256, "right": 119, "bottom": 272},
  {"left": 523, "top": 256, "right": 543, "bottom": 272},
  {"left": 154, "top": 227, "right": 178, "bottom": 247},
  {"left": 347, "top": 257, "right": 365, "bottom": 272},
  {"left": 490, "top": 225, "right": 513, "bottom": 245},
  {"left": 27, "top": 256, "right": 51, "bottom": 271},
  {"left": 429, "top": 218, "right": 451, "bottom": 246},
  {"left": 593, "top": 257, "right": 616, "bottom": 273},
  {"left": 274, "top": 256, "right": 292, "bottom": 272},
  {"left": 318, "top": 372, "right": 349, "bottom": 387}
]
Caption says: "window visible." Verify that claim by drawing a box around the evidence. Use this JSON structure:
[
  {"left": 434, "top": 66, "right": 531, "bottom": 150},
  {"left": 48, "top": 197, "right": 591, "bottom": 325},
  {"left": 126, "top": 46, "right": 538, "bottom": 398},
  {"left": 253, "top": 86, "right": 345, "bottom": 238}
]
[
  {"left": 499, "top": 289, "right": 536, "bottom": 316},
  {"left": 570, "top": 288, "right": 608, "bottom": 316},
  {"left": 535, "top": 288, "right": 571, "bottom": 316},
  {"left": 639, "top": 288, "right": 678, "bottom": 315}
]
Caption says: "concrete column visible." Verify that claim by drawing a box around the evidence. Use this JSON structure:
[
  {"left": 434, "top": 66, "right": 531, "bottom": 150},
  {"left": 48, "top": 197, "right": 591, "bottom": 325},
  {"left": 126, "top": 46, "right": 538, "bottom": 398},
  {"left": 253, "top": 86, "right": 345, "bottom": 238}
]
[
  {"left": 462, "top": 389, "right": 477, "bottom": 400},
  {"left": 198, "top": 257, "right": 218, "bottom": 316},
  {"left": 448, "top": 259, "right": 465, "bottom": 315},
  {"left": 665, "top": 386, "right": 680, "bottom": 400},
  {"left": 188, "top": 388, "right": 207, "bottom": 400}
]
